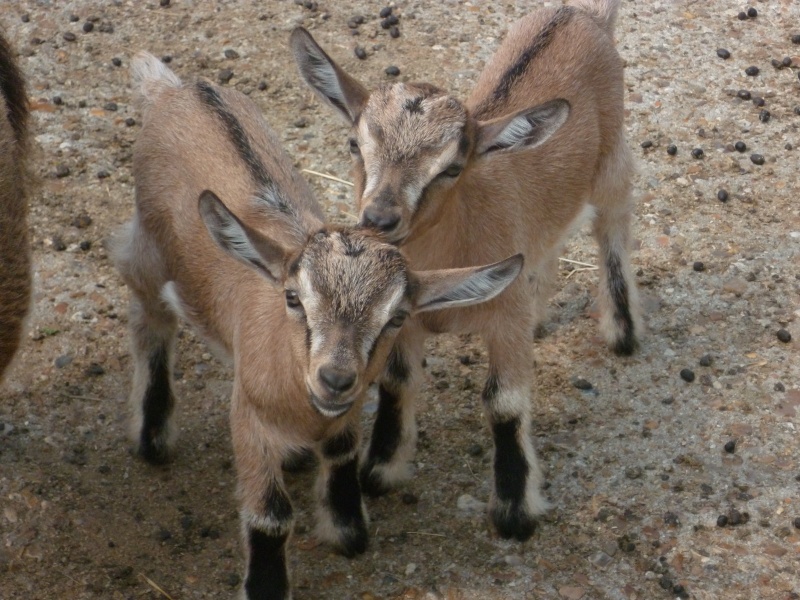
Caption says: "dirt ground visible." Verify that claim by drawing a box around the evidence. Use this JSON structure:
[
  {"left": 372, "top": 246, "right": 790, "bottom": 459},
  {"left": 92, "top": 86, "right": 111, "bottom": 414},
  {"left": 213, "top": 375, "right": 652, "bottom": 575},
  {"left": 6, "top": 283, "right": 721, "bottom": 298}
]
[{"left": 2, "top": 1, "right": 799, "bottom": 599}]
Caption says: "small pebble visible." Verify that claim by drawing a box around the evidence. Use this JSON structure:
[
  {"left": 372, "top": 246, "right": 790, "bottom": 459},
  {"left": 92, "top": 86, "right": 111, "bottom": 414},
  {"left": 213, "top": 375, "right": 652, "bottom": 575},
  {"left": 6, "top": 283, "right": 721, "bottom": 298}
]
[
  {"left": 98, "top": 22, "right": 114, "bottom": 34},
  {"left": 691, "top": 148, "right": 703, "bottom": 159},
  {"left": 389, "top": 26, "right": 400, "bottom": 39},
  {"left": 21, "top": 13, "right": 30, "bottom": 23},
  {"left": 72, "top": 213, "right": 92, "bottom": 228},
  {"left": 111, "top": 57, "right": 122, "bottom": 67},
  {"left": 776, "top": 329, "right": 792, "bottom": 343},
  {"left": 716, "top": 515, "right": 728, "bottom": 527},
  {"left": 385, "top": 65, "right": 400, "bottom": 76},
  {"left": 257, "top": 80, "right": 268, "bottom": 91},
  {"left": 224, "top": 48, "right": 239, "bottom": 60},
  {"left": 125, "top": 117, "right": 136, "bottom": 127},
  {"left": 774, "top": 382, "right": 785, "bottom": 392},
  {"left": 744, "top": 66, "right": 759, "bottom": 76},
  {"left": 160, "top": 0, "right": 171, "bottom": 6},
  {"left": 354, "top": 46, "right": 367, "bottom": 60},
  {"left": 104, "top": 101, "right": 118, "bottom": 111},
  {"left": 640, "top": 140, "right": 653, "bottom": 149},
  {"left": 53, "top": 95, "right": 63, "bottom": 105},
  {"left": 717, "top": 189, "right": 728, "bottom": 202},
  {"left": 747, "top": 7, "right": 757, "bottom": 18},
  {"left": 699, "top": 354, "right": 713, "bottom": 367},
  {"left": 793, "top": 34, "right": 800, "bottom": 44},
  {"left": 716, "top": 48, "right": 730, "bottom": 59},
  {"left": 680, "top": 368, "right": 695, "bottom": 383},
  {"left": 734, "top": 141, "right": 747, "bottom": 152},
  {"left": 693, "top": 261, "right": 705, "bottom": 272},
  {"left": 793, "top": 517, "right": 800, "bottom": 529},
  {"left": 79, "top": 240, "right": 91, "bottom": 251},
  {"left": 737, "top": 89, "right": 751, "bottom": 100},
  {"left": 752, "top": 96, "right": 765, "bottom": 107},
  {"left": 52, "top": 237, "right": 67, "bottom": 251},
  {"left": 759, "top": 110, "right": 770, "bottom": 123},
  {"left": 161, "top": 55, "right": 172, "bottom": 63},
  {"left": 97, "top": 169, "right": 110, "bottom": 179},
  {"left": 85, "top": 363, "right": 105, "bottom": 377},
  {"left": 55, "top": 164, "right": 70, "bottom": 178},
  {"left": 666, "top": 144, "right": 677, "bottom": 155},
  {"left": 82, "top": 21, "right": 94, "bottom": 33},
  {"left": 750, "top": 153, "right": 765, "bottom": 165},
  {"left": 737, "top": 11, "right": 747, "bottom": 20},
  {"left": 401, "top": 493, "right": 418, "bottom": 505},
  {"left": 786, "top": 143, "right": 794, "bottom": 151},
  {"left": 63, "top": 31, "right": 76, "bottom": 42},
  {"left": 379, "top": 7, "right": 393, "bottom": 18},
  {"left": 293, "top": 117, "right": 308, "bottom": 128},
  {"left": 571, "top": 377, "right": 593, "bottom": 390},
  {"left": 724, "top": 440, "right": 736, "bottom": 454},
  {"left": 218, "top": 68, "right": 234, "bottom": 83},
  {"left": 69, "top": 14, "right": 80, "bottom": 23}
]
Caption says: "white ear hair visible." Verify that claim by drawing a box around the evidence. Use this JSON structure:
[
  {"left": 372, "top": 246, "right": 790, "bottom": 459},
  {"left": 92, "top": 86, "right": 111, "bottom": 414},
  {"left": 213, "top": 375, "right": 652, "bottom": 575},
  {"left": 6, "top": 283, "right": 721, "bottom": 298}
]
[{"left": 478, "top": 99, "right": 570, "bottom": 154}]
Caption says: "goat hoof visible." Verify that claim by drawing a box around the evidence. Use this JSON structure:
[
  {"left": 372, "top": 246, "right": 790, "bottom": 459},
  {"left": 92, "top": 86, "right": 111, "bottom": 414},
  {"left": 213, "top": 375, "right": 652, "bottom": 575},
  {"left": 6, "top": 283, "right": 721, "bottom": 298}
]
[
  {"left": 491, "top": 506, "right": 538, "bottom": 542},
  {"left": 611, "top": 334, "right": 637, "bottom": 356},
  {"left": 358, "top": 464, "right": 391, "bottom": 497},
  {"left": 138, "top": 442, "right": 171, "bottom": 465},
  {"left": 335, "top": 524, "right": 369, "bottom": 558}
]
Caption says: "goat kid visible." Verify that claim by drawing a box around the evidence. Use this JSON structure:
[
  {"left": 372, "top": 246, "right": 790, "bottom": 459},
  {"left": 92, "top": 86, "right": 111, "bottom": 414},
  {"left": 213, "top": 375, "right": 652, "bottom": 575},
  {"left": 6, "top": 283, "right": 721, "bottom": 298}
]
[
  {"left": 291, "top": 0, "right": 640, "bottom": 541},
  {"left": 115, "top": 53, "right": 523, "bottom": 599},
  {"left": 0, "top": 32, "right": 31, "bottom": 383}
]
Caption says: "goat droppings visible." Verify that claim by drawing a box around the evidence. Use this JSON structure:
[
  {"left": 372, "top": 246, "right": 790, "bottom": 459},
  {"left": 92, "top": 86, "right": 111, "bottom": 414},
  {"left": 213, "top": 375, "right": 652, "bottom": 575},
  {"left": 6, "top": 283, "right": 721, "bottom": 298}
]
[
  {"left": 717, "top": 189, "right": 729, "bottom": 202},
  {"left": 691, "top": 148, "right": 704, "bottom": 159},
  {"left": 666, "top": 144, "right": 677, "bottom": 155},
  {"left": 716, "top": 48, "right": 731, "bottom": 59},
  {"left": 734, "top": 141, "right": 747, "bottom": 152}
]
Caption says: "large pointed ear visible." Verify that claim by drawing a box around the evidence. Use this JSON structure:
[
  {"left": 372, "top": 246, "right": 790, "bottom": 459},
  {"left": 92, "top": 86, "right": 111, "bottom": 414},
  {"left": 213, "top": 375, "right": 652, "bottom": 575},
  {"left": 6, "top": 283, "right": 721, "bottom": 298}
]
[
  {"left": 290, "top": 27, "right": 369, "bottom": 124},
  {"left": 476, "top": 99, "right": 570, "bottom": 155},
  {"left": 410, "top": 254, "right": 524, "bottom": 313},
  {"left": 198, "top": 190, "right": 289, "bottom": 283}
]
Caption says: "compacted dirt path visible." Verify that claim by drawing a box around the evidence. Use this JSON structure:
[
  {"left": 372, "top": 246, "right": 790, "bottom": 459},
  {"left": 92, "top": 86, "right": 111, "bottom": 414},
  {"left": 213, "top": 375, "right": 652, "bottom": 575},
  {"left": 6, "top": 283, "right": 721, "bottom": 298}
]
[{"left": 1, "top": 1, "right": 798, "bottom": 599}]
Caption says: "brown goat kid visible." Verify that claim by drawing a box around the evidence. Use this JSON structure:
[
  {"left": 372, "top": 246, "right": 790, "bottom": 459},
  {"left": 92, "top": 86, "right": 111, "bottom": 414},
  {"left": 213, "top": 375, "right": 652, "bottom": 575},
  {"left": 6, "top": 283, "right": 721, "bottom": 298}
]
[
  {"left": 115, "top": 53, "right": 523, "bottom": 599},
  {"left": 0, "top": 32, "right": 31, "bottom": 383},
  {"left": 291, "top": 0, "right": 640, "bottom": 541}
]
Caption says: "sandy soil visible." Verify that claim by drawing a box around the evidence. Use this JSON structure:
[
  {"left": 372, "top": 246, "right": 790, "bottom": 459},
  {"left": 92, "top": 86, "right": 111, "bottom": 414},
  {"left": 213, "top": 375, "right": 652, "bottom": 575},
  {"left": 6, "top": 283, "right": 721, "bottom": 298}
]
[{"left": 1, "top": 1, "right": 799, "bottom": 599}]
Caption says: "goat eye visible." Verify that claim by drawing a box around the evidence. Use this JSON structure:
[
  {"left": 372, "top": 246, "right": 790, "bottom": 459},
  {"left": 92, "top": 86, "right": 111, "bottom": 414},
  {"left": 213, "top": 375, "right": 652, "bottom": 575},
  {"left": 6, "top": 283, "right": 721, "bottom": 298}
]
[
  {"left": 440, "top": 164, "right": 463, "bottom": 178},
  {"left": 285, "top": 290, "right": 302, "bottom": 309},
  {"left": 348, "top": 138, "right": 360, "bottom": 154},
  {"left": 387, "top": 313, "right": 407, "bottom": 328}
]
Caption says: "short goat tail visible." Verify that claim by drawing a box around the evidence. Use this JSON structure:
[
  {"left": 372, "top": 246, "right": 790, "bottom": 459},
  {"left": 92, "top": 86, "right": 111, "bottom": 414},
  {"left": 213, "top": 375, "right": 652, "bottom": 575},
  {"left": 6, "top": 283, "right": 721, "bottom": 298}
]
[
  {"left": 568, "top": 0, "right": 620, "bottom": 36},
  {"left": 131, "top": 51, "right": 182, "bottom": 111}
]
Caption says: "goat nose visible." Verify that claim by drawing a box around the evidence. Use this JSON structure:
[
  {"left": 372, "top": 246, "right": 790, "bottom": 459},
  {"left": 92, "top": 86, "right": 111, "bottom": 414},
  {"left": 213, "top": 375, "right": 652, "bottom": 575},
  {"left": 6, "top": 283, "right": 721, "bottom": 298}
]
[
  {"left": 361, "top": 206, "right": 400, "bottom": 233},
  {"left": 318, "top": 366, "right": 357, "bottom": 394}
]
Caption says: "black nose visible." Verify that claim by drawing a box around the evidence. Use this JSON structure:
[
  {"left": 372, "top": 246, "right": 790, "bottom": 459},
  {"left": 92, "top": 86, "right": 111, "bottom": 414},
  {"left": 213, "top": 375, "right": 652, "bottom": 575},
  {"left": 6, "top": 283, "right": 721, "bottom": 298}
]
[
  {"left": 318, "top": 366, "right": 356, "bottom": 394},
  {"left": 361, "top": 206, "right": 400, "bottom": 232}
]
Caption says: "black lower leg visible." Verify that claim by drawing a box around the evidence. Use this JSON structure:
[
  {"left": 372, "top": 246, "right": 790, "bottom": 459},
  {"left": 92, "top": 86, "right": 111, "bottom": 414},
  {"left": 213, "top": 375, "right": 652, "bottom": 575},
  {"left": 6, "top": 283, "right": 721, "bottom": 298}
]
[
  {"left": 360, "top": 348, "right": 408, "bottom": 496},
  {"left": 606, "top": 253, "right": 636, "bottom": 356},
  {"left": 244, "top": 528, "right": 290, "bottom": 600},
  {"left": 326, "top": 457, "right": 367, "bottom": 557},
  {"left": 139, "top": 344, "right": 174, "bottom": 464}
]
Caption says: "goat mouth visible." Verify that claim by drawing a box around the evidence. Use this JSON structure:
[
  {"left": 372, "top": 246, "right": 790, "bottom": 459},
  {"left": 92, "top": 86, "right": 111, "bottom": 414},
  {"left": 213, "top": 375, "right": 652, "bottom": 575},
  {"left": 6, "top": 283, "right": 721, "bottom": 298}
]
[{"left": 308, "top": 392, "right": 354, "bottom": 419}]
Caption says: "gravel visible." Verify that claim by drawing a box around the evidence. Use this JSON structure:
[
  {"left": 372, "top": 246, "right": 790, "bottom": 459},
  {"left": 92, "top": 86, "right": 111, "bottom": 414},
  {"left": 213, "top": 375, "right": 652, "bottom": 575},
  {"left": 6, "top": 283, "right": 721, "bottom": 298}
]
[{"left": 2, "top": 2, "right": 798, "bottom": 599}]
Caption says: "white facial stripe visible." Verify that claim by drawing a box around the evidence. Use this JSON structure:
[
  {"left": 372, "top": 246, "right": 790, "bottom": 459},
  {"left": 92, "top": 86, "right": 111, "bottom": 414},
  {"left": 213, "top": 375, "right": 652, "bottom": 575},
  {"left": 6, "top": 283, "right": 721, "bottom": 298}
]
[
  {"left": 297, "top": 268, "right": 325, "bottom": 354},
  {"left": 359, "top": 120, "right": 382, "bottom": 198},
  {"left": 360, "top": 282, "right": 406, "bottom": 360}
]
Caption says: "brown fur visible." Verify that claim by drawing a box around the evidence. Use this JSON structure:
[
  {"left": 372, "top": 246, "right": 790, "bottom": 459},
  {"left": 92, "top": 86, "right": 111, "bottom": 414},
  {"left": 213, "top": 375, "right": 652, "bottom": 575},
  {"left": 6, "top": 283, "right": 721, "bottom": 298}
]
[
  {"left": 291, "top": 0, "right": 639, "bottom": 542},
  {"left": 0, "top": 32, "right": 31, "bottom": 383},
  {"left": 116, "top": 53, "right": 523, "bottom": 599}
]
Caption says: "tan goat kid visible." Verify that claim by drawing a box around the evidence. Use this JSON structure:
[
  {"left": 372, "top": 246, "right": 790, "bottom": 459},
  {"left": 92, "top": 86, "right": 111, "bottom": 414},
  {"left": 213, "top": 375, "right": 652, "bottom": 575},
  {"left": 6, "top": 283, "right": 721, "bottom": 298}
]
[
  {"left": 115, "top": 53, "right": 523, "bottom": 599},
  {"left": 291, "top": 0, "right": 640, "bottom": 541},
  {"left": 0, "top": 33, "right": 31, "bottom": 383}
]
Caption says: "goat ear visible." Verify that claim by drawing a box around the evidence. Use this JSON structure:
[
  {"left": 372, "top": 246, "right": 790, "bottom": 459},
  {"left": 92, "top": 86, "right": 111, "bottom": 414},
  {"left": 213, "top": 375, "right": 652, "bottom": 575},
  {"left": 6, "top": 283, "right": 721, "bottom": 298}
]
[
  {"left": 290, "top": 27, "right": 369, "bottom": 124},
  {"left": 410, "top": 254, "right": 524, "bottom": 313},
  {"left": 198, "top": 190, "right": 288, "bottom": 283},
  {"left": 476, "top": 99, "right": 570, "bottom": 155}
]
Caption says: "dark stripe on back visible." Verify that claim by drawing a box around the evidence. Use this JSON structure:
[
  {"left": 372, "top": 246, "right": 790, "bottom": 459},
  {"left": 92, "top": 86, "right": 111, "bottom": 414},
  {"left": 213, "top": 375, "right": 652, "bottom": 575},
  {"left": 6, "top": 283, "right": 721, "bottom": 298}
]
[
  {"left": 0, "top": 33, "right": 28, "bottom": 146},
  {"left": 479, "top": 7, "right": 574, "bottom": 116},
  {"left": 195, "top": 81, "right": 292, "bottom": 215}
]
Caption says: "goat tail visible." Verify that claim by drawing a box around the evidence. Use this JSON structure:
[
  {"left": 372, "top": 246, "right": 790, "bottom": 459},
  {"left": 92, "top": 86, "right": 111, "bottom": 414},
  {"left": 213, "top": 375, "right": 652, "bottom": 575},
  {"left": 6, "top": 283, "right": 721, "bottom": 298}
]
[
  {"left": 0, "top": 32, "right": 29, "bottom": 149},
  {"left": 568, "top": 0, "right": 621, "bottom": 36},
  {"left": 131, "top": 51, "right": 182, "bottom": 110}
]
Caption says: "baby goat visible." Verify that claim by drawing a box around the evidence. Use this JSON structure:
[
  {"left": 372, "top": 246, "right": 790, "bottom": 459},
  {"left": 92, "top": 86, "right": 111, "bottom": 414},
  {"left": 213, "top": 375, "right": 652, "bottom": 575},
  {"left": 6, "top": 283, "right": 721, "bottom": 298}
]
[
  {"left": 115, "top": 53, "right": 522, "bottom": 599},
  {"left": 291, "top": 0, "right": 640, "bottom": 541},
  {"left": 0, "top": 32, "right": 31, "bottom": 382}
]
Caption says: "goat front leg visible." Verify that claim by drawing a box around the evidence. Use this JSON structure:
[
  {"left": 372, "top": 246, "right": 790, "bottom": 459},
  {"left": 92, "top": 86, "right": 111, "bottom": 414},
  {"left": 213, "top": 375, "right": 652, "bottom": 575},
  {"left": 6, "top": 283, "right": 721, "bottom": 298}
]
[
  {"left": 315, "top": 424, "right": 368, "bottom": 557},
  {"left": 483, "top": 326, "right": 549, "bottom": 541},
  {"left": 232, "top": 398, "right": 294, "bottom": 600},
  {"left": 127, "top": 294, "right": 178, "bottom": 464},
  {"left": 359, "top": 321, "right": 426, "bottom": 497}
]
